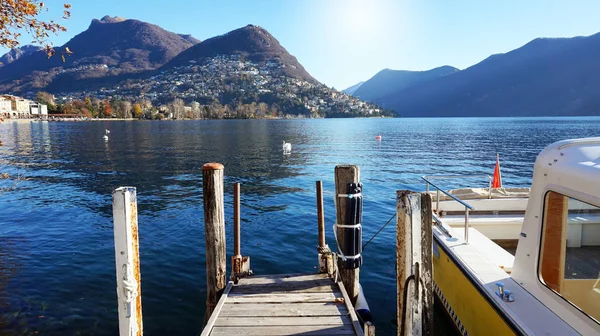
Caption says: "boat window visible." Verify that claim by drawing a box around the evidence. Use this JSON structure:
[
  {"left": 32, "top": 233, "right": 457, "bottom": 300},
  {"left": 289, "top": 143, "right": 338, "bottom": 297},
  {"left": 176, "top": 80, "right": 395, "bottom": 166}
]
[{"left": 539, "top": 191, "right": 600, "bottom": 323}]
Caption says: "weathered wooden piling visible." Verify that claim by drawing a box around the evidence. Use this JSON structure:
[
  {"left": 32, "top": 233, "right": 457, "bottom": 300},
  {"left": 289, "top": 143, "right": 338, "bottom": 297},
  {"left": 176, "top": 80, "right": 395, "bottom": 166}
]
[
  {"left": 316, "top": 181, "right": 333, "bottom": 275},
  {"left": 112, "top": 187, "right": 143, "bottom": 336},
  {"left": 202, "top": 163, "right": 227, "bottom": 324},
  {"left": 334, "top": 165, "right": 361, "bottom": 303},
  {"left": 317, "top": 180, "right": 326, "bottom": 248},
  {"left": 231, "top": 182, "right": 251, "bottom": 282},
  {"left": 396, "top": 191, "right": 433, "bottom": 336},
  {"left": 233, "top": 183, "right": 241, "bottom": 257}
]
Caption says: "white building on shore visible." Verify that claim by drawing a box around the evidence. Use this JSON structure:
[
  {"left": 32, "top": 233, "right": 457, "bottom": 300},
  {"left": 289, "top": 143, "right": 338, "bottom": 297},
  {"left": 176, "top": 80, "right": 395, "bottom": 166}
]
[
  {"left": 30, "top": 102, "right": 48, "bottom": 119},
  {"left": 0, "top": 95, "right": 48, "bottom": 119}
]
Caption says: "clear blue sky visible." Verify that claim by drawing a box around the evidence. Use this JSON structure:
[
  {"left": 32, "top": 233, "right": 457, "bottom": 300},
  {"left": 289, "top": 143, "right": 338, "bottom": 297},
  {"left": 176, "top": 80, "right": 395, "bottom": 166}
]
[{"left": 4, "top": 0, "right": 600, "bottom": 89}]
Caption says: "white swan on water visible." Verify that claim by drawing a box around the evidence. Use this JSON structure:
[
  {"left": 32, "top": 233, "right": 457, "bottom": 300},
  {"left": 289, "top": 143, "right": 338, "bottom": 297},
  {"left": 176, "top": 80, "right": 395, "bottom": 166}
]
[
  {"left": 103, "top": 135, "right": 109, "bottom": 141},
  {"left": 282, "top": 140, "right": 292, "bottom": 152},
  {"left": 105, "top": 129, "right": 110, "bottom": 134}
]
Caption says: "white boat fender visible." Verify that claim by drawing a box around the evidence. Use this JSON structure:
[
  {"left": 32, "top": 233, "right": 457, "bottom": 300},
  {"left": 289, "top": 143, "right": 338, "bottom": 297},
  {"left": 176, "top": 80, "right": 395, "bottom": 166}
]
[{"left": 355, "top": 283, "right": 373, "bottom": 323}]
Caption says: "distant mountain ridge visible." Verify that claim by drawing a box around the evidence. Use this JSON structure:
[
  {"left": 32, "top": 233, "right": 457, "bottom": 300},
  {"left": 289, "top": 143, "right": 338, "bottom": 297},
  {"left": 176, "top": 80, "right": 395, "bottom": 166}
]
[
  {"left": 0, "top": 45, "right": 42, "bottom": 67},
  {"left": 351, "top": 33, "right": 600, "bottom": 117},
  {"left": 352, "top": 66, "right": 459, "bottom": 102},
  {"left": 342, "top": 81, "right": 363, "bottom": 95},
  {"left": 165, "top": 24, "right": 317, "bottom": 83},
  {"left": 381, "top": 33, "right": 600, "bottom": 117},
  {"left": 0, "top": 16, "right": 200, "bottom": 93}
]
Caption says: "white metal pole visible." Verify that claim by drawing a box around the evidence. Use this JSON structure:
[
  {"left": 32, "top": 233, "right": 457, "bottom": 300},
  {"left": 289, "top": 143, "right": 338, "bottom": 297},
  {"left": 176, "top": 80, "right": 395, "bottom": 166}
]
[{"left": 112, "top": 187, "right": 143, "bottom": 336}]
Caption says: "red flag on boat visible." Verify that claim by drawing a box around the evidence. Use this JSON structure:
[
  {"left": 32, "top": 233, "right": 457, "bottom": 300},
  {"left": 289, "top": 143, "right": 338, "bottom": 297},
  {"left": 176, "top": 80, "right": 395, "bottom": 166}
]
[{"left": 492, "top": 153, "right": 502, "bottom": 188}]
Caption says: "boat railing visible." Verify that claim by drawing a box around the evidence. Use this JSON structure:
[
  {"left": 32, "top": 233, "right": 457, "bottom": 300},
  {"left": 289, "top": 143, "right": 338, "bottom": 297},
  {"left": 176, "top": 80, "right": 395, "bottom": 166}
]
[
  {"left": 432, "top": 212, "right": 452, "bottom": 238},
  {"left": 422, "top": 174, "right": 492, "bottom": 243}
]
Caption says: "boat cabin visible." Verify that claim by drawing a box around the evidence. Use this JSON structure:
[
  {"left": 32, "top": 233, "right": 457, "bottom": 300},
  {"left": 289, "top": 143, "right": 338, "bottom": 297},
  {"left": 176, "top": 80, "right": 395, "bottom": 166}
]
[
  {"left": 512, "top": 138, "right": 600, "bottom": 333},
  {"left": 426, "top": 138, "right": 600, "bottom": 335}
]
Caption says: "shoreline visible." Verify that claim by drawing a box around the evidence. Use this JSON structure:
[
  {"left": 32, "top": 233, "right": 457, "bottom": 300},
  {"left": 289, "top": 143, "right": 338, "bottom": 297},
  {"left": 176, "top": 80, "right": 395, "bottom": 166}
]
[{"left": 1, "top": 119, "right": 36, "bottom": 124}]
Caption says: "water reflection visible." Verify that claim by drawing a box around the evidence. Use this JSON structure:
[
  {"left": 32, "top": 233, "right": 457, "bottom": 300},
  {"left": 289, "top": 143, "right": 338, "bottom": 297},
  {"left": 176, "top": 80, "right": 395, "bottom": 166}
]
[{"left": 1, "top": 117, "right": 600, "bottom": 335}]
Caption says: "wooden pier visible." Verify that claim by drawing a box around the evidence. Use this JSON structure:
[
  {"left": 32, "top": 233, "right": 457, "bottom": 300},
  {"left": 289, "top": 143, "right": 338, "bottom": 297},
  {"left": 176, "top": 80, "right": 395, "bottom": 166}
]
[
  {"left": 201, "top": 273, "right": 364, "bottom": 336},
  {"left": 110, "top": 162, "right": 433, "bottom": 336}
]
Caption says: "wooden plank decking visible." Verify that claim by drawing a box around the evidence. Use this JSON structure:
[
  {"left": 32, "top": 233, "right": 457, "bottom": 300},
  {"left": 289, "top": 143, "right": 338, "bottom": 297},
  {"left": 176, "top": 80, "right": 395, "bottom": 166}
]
[{"left": 201, "top": 273, "right": 364, "bottom": 336}]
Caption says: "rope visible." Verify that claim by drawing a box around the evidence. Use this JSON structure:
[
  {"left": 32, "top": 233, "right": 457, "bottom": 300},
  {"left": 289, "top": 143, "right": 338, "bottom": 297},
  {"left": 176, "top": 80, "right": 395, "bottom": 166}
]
[
  {"left": 122, "top": 263, "right": 139, "bottom": 336},
  {"left": 362, "top": 213, "right": 396, "bottom": 250},
  {"left": 123, "top": 276, "right": 138, "bottom": 304},
  {"left": 333, "top": 253, "right": 340, "bottom": 284}
]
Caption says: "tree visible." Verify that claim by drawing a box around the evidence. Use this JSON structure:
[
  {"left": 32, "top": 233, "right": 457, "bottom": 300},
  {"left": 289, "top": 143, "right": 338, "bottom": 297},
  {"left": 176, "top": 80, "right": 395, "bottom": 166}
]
[
  {"left": 169, "top": 98, "right": 185, "bottom": 119},
  {"left": 0, "top": 1, "right": 71, "bottom": 56},
  {"left": 112, "top": 100, "right": 132, "bottom": 118},
  {"left": 84, "top": 97, "right": 95, "bottom": 116},
  {"left": 35, "top": 91, "right": 56, "bottom": 111},
  {"left": 121, "top": 100, "right": 132, "bottom": 119},
  {"left": 132, "top": 103, "right": 143, "bottom": 118},
  {"left": 102, "top": 99, "right": 112, "bottom": 118}
]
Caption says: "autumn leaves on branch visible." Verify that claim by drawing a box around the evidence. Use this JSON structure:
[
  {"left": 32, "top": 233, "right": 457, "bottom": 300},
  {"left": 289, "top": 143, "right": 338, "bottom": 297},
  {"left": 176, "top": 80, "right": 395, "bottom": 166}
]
[{"left": 0, "top": 1, "right": 70, "bottom": 57}]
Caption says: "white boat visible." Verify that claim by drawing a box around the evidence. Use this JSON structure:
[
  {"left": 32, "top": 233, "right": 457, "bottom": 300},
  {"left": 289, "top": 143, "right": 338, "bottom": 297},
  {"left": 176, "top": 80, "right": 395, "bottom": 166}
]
[{"left": 426, "top": 138, "right": 600, "bottom": 335}]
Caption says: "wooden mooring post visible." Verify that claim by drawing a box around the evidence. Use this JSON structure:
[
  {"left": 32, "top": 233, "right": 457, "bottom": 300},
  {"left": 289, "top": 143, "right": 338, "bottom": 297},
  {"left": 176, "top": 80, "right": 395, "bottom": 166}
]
[
  {"left": 202, "top": 163, "right": 227, "bottom": 324},
  {"left": 396, "top": 191, "right": 433, "bottom": 336},
  {"left": 231, "top": 182, "right": 251, "bottom": 283},
  {"left": 112, "top": 187, "right": 143, "bottom": 336},
  {"left": 316, "top": 180, "right": 334, "bottom": 275},
  {"left": 334, "top": 165, "right": 361, "bottom": 304}
]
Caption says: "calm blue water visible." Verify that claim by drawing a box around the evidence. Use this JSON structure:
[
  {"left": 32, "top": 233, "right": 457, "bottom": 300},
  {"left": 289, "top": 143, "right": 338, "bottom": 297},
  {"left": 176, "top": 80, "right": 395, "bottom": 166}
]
[{"left": 0, "top": 117, "right": 599, "bottom": 335}]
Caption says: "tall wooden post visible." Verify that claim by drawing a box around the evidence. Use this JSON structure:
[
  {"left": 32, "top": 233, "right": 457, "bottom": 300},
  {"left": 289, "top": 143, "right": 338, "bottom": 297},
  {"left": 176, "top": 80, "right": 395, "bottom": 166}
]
[
  {"left": 316, "top": 181, "right": 333, "bottom": 275},
  {"left": 397, "top": 191, "right": 433, "bottom": 336},
  {"left": 112, "top": 187, "right": 143, "bottom": 336},
  {"left": 334, "top": 165, "right": 360, "bottom": 303},
  {"left": 231, "top": 182, "right": 251, "bottom": 282},
  {"left": 233, "top": 183, "right": 241, "bottom": 257},
  {"left": 317, "top": 181, "right": 326, "bottom": 248},
  {"left": 202, "top": 163, "right": 226, "bottom": 324}
]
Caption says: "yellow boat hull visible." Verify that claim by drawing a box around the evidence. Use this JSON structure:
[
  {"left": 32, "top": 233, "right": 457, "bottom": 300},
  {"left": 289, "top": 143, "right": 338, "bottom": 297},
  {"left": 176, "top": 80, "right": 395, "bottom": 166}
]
[{"left": 433, "top": 239, "right": 518, "bottom": 335}]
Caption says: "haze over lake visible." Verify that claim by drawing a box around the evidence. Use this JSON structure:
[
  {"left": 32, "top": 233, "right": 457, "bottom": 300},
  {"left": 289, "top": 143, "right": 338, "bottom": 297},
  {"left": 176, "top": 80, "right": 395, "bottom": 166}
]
[{"left": 1, "top": 117, "right": 599, "bottom": 335}]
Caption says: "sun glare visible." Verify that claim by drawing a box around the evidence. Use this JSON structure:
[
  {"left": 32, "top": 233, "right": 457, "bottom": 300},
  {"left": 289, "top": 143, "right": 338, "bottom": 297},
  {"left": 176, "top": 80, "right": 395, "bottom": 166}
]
[
  {"left": 346, "top": 1, "right": 373, "bottom": 30},
  {"left": 329, "top": 0, "right": 395, "bottom": 41}
]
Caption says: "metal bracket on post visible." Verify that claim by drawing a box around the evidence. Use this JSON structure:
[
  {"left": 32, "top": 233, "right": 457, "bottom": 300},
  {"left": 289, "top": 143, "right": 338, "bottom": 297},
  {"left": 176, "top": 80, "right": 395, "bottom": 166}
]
[{"left": 231, "top": 255, "right": 252, "bottom": 284}]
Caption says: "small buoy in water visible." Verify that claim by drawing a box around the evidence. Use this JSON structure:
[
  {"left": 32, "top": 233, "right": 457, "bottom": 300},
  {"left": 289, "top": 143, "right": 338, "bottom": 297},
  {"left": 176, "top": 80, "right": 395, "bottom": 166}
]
[
  {"left": 375, "top": 135, "right": 382, "bottom": 141},
  {"left": 103, "top": 135, "right": 109, "bottom": 141}
]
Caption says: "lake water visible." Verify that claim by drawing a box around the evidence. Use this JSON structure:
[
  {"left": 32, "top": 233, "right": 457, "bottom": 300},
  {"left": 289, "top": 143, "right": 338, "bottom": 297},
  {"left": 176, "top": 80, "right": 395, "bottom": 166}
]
[{"left": 1, "top": 117, "right": 599, "bottom": 335}]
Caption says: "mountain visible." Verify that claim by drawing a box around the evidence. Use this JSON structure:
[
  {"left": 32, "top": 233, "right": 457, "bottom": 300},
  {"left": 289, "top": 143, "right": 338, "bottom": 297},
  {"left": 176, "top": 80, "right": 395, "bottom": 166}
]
[
  {"left": 0, "top": 20, "right": 387, "bottom": 118},
  {"left": 383, "top": 33, "right": 600, "bottom": 117},
  {"left": 0, "top": 16, "right": 199, "bottom": 94},
  {"left": 165, "top": 24, "right": 317, "bottom": 83},
  {"left": 178, "top": 34, "right": 201, "bottom": 44},
  {"left": 343, "top": 81, "right": 364, "bottom": 95},
  {"left": 32, "top": 24, "right": 387, "bottom": 118},
  {"left": 352, "top": 66, "right": 459, "bottom": 102},
  {"left": 0, "top": 45, "right": 42, "bottom": 66}
]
